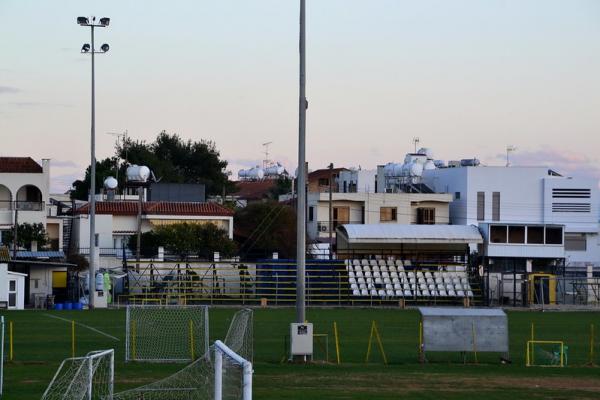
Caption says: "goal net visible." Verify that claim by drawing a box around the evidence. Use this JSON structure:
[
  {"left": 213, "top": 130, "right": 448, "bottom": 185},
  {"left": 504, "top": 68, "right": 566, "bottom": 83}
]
[
  {"left": 114, "top": 308, "right": 254, "bottom": 400},
  {"left": 126, "top": 305, "right": 209, "bottom": 362},
  {"left": 42, "top": 349, "right": 114, "bottom": 400},
  {"left": 526, "top": 340, "right": 566, "bottom": 367}
]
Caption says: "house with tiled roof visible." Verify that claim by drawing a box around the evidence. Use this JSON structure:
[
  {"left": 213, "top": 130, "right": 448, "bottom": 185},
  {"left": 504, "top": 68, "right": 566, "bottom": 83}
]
[{"left": 72, "top": 200, "right": 235, "bottom": 255}]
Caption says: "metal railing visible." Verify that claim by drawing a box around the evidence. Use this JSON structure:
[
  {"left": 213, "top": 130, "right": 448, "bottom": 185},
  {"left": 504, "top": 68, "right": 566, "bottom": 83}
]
[{"left": 0, "top": 200, "right": 45, "bottom": 211}]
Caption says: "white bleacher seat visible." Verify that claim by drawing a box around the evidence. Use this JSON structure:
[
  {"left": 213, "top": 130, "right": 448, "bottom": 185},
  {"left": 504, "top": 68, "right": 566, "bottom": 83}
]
[
  {"left": 384, "top": 277, "right": 391, "bottom": 285},
  {"left": 380, "top": 265, "right": 388, "bottom": 274},
  {"left": 378, "top": 289, "right": 386, "bottom": 297},
  {"left": 395, "top": 289, "right": 404, "bottom": 297},
  {"left": 403, "top": 289, "right": 412, "bottom": 297},
  {"left": 446, "top": 283, "right": 454, "bottom": 291},
  {"left": 425, "top": 272, "right": 432, "bottom": 279},
  {"left": 358, "top": 277, "right": 365, "bottom": 284},
  {"left": 365, "top": 270, "right": 372, "bottom": 278},
  {"left": 370, "top": 289, "right": 378, "bottom": 296},
  {"left": 454, "top": 282, "right": 463, "bottom": 291},
  {"left": 457, "top": 290, "right": 465, "bottom": 297},
  {"left": 349, "top": 277, "right": 356, "bottom": 285},
  {"left": 349, "top": 270, "right": 355, "bottom": 279},
  {"left": 353, "top": 259, "right": 360, "bottom": 266},
  {"left": 363, "top": 265, "right": 370, "bottom": 273},
  {"left": 448, "top": 290, "right": 456, "bottom": 297},
  {"left": 435, "top": 277, "right": 443, "bottom": 284},
  {"left": 395, "top": 260, "right": 404, "bottom": 267},
  {"left": 407, "top": 271, "right": 415, "bottom": 278},
  {"left": 355, "top": 270, "right": 364, "bottom": 279},
  {"left": 389, "top": 267, "right": 397, "bottom": 275},
  {"left": 409, "top": 277, "right": 416, "bottom": 285},
  {"left": 437, "top": 283, "right": 445, "bottom": 291},
  {"left": 370, "top": 260, "right": 378, "bottom": 267},
  {"left": 438, "top": 289, "right": 447, "bottom": 296},
  {"left": 361, "top": 289, "right": 369, "bottom": 296},
  {"left": 428, "top": 284, "right": 436, "bottom": 291},
  {"left": 378, "top": 259, "right": 386, "bottom": 267},
  {"left": 386, "top": 289, "right": 395, "bottom": 297},
  {"left": 392, "top": 277, "right": 400, "bottom": 284},
  {"left": 359, "top": 283, "right": 367, "bottom": 290},
  {"left": 422, "top": 289, "right": 430, "bottom": 296},
  {"left": 426, "top": 277, "right": 434, "bottom": 285},
  {"left": 375, "top": 277, "right": 382, "bottom": 285},
  {"left": 373, "top": 265, "right": 380, "bottom": 273},
  {"left": 353, "top": 289, "right": 360, "bottom": 296},
  {"left": 382, "top": 271, "right": 389, "bottom": 278},
  {"left": 467, "top": 290, "right": 474, "bottom": 297},
  {"left": 394, "top": 283, "right": 402, "bottom": 290},
  {"left": 385, "top": 283, "right": 393, "bottom": 290},
  {"left": 404, "top": 260, "right": 412, "bottom": 267},
  {"left": 361, "top": 259, "right": 369, "bottom": 266},
  {"left": 351, "top": 283, "right": 358, "bottom": 291},
  {"left": 418, "top": 277, "right": 426, "bottom": 284},
  {"left": 373, "top": 270, "right": 381, "bottom": 278}
]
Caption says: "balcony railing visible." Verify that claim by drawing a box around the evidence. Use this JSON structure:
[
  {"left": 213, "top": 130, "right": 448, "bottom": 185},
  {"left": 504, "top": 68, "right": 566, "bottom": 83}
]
[
  {"left": 0, "top": 201, "right": 45, "bottom": 212},
  {"left": 316, "top": 220, "right": 363, "bottom": 234}
]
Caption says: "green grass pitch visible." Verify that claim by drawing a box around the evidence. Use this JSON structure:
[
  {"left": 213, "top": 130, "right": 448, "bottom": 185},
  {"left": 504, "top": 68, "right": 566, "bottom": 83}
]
[{"left": 3, "top": 308, "right": 600, "bottom": 399}]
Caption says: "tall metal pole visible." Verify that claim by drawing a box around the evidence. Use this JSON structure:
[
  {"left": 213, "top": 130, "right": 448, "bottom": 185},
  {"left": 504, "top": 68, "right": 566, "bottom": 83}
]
[
  {"left": 88, "top": 25, "right": 96, "bottom": 309},
  {"left": 328, "top": 163, "right": 333, "bottom": 260},
  {"left": 296, "top": 0, "right": 307, "bottom": 324}
]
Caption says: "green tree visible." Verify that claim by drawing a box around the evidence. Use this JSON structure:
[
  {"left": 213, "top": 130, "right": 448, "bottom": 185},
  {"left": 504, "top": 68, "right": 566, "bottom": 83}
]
[
  {"left": 71, "top": 157, "right": 123, "bottom": 200},
  {"left": 268, "top": 176, "right": 292, "bottom": 200},
  {"left": 3, "top": 222, "right": 48, "bottom": 250},
  {"left": 234, "top": 201, "right": 296, "bottom": 259},
  {"left": 130, "top": 222, "right": 237, "bottom": 259}
]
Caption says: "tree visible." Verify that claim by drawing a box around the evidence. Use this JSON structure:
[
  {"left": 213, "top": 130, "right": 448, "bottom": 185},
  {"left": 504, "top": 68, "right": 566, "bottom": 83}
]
[
  {"left": 268, "top": 176, "right": 292, "bottom": 200},
  {"left": 71, "top": 157, "right": 123, "bottom": 200},
  {"left": 118, "top": 131, "right": 234, "bottom": 195},
  {"left": 129, "top": 222, "right": 237, "bottom": 259},
  {"left": 234, "top": 201, "right": 297, "bottom": 259},
  {"left": 71, "top": 131, "right": 234, "bottom": 199},
  {"left": 3, "top": 222, "right": 48, "bottom": 250}
]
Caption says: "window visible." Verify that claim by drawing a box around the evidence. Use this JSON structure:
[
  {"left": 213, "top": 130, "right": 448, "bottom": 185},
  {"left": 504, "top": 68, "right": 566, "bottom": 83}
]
[
  {"left": 527, "top": 226, "right": 544, "bottom": 244},
  {"left": 545, "top": 226, "right": 563, "bottom": 245},
  {"left": 308, "top": 206, "right": 314, "bottom": 222},
  {"left": 416, "top": 208, "right": 435, "bottom": 224},
  {"left": 333, "top": 206, "right": 350, "bottom": 229},
  {"left": 9, "top": 281, "right": 16, "bottom": 291},
  {"left": 565, "top": 234, "right": 587, "bottom": 251},
  {"left": 477, "top": 192, "right": 485, "bottom": 220},
  {"left": 490, "top": 225, "right": 507, "bottom": 243},
  {"left": 492, "top": 192, "right": 500, "bottom": 221},
  {"left": 508, "top": 226, "right": 525, "bottom": 243},
  {"left": 454, "top": 192, "right": 461, "bottom": 200},
  {"left": 380, "top": 207, "right": 397, "bottom": 222},
  {"left": 318, "top": 178, "right": 329, "bottom": 187}
]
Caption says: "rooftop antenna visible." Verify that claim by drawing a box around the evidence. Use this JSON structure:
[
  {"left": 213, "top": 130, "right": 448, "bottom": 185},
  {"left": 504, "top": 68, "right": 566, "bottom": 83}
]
[
  {"left": 262, "top": 141, "right": 273, "bottom": 169},
  {"left": 106, "top": 129, "right": 128, "bottom": 181},
  {"left": 506, "top": 145, "right": 517, "bottom": 167},
  {"left": 412, "top": 137, "right": 420, "bottom": 153}
]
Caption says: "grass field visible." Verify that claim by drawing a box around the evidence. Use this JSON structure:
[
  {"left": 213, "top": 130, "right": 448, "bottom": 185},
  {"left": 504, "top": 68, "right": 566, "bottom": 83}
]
[{"left": 3, "top": 307, "right": 600, "bottom": 399}]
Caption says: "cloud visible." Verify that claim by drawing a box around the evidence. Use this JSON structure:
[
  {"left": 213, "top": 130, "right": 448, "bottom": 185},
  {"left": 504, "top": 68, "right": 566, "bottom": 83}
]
[
  {"left": 50, "top": 172, "right": 84, "bottom": 193},
  {"left": 6, "top": 101, "right": 73, "bottom": 108},
  {"left": 488, "top": 146, "right": 600, "bottom": 186},
  {"left": 0, "top": 86, "right": 20, "bottom": 94}
]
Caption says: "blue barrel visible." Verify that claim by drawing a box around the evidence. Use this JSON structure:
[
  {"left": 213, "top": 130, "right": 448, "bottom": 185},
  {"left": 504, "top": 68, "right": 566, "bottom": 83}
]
[
  {"left": 54, "top": 303, "right": 63, "bottom": 310},
  {"left": 64, "top": 303, "right": 72, "bottom": 310},
  {"left": 73, "top": 302, "right": 83, "bottom": 310}
]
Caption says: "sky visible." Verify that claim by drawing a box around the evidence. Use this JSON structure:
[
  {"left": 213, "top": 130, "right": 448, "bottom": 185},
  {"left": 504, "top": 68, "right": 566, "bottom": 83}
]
[{"left": 1, "top": 0, "right": 599, "bottom": 192}]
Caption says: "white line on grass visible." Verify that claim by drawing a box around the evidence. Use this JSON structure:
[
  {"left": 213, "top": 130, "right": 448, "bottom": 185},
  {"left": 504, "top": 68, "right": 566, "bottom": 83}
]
[{"left": 43, "top": 313, "right": 120, "bottom": 341}]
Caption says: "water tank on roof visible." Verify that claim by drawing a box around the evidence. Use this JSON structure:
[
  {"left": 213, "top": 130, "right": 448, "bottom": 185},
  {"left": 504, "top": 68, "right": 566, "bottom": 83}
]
[
  {"left": 103, "top": 176, "right": 118, "bottom": 190},
  {"left": 264, "top": 163, "right": 285, "bottom": 176},
  {"left": 126, "top": 165, "right": 151, "bottom": 182},
  {"left": 433, "top": 160, "right": 446, "bottom": 168},
  {"left": 460, "top": 158, "right": 481, "bottom": 167},
  {"left": 423, "top": 160, "right": 436, "bottom": 170},
  {"left": 239, "top": 166, "right": 264, "bottom": 180},
  {"left": 417, "top": 148, "right": 434, "bottom": 160},
  {"left": 409, "top": 161, "right": 424, "bottom": 177}
]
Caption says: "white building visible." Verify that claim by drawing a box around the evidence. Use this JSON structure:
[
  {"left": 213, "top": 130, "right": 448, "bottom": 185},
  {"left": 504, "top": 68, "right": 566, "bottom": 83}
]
[
  {"left": 73, "top": 201, "right": 235, "bottom": 256},
  {"left": 421, "top": 165, "right": 600, "bottom": 270},
  {"left": 0, "top": 157, "right": 65, "bottom": 251},
  {"left": 307, "top": 191, "right": 452, "bottom": 242},
  {"left": 337, "top": 169, "right": 377, "bottom": 193}
]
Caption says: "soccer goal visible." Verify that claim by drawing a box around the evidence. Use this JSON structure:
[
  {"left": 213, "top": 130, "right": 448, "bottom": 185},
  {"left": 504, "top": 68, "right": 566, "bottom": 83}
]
[
  {"left": 526, "top": 340, "right": 566, "bottom": 367},
  {"left": 41, "top": 349, "right": 114, "bottom": 400},
  {"left": 125, "top": 304, "right": 209, "bottom": 362},
  {"left": 214, "top": 340, "right": 253, "bottom": 400},
  {"left": 114, "top": 308, "right": 254, "bottom": 400}
]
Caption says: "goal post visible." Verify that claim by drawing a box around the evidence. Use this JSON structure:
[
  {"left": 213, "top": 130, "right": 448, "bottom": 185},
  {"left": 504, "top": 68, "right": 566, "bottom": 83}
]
[
  {"left": 526, "top": 340, "right": 565, "bottom": 367},
  {"left": 42, "top": 349, "right": 114, "bottom": 400},
  {"left": 214, "top": 340, "right": 253, "bottom": 400},
  {"left": 125, "top": 304, "right": 209, "bottom": 362}
]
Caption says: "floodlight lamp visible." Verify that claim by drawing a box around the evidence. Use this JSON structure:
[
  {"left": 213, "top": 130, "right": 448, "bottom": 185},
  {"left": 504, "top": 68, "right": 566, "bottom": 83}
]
[
  {"left": 81, "top": 43, "right": 91, "bottom": 52},
  {"left": 99, "top": 17, "right": 110, "bottom": 26},
  {"left": 77, "top": 16, "right": 89, "bottom": 25},
  {"left": 100, "top": 43, "right": 109, "bottom": 52}
]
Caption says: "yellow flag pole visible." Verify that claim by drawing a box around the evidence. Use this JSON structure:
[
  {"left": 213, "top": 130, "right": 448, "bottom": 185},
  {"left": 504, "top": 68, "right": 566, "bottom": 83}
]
[{"left": 333, "top": 321, "right": 341, "bottom": 365}]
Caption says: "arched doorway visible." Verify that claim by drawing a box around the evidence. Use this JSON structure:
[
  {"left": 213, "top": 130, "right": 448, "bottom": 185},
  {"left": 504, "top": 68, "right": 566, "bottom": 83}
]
[
  {"left": 16, "top": 184, "right": 43, "bottom": 211},
  {"left": 0, "top": 184, "right": 11, "bottom": 210}
]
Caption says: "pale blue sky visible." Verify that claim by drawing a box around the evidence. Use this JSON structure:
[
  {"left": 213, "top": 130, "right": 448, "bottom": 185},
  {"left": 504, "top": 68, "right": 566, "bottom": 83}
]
[{"left": 1, "top": 0, "right": 599, "bottom": 191}]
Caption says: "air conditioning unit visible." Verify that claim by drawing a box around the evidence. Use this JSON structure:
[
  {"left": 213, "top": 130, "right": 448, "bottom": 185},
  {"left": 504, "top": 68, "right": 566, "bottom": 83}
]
[{"left": 319, "top": 225, "right": 328, "bottom": 232}]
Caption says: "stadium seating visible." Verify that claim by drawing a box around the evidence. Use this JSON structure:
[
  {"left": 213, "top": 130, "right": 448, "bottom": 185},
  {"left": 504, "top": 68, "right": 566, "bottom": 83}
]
[{"left": 345, "top": 258, "right": 474, "bottom": 301}]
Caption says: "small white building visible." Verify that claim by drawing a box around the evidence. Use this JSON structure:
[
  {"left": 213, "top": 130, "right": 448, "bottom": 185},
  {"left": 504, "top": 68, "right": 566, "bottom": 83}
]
[{"left": 0, "top": 262, "right": 26, "bottom": 310}]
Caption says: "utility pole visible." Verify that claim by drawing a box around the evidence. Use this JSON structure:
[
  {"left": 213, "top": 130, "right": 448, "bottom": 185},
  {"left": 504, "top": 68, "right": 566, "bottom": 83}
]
[
  {"left": 12, "top": 207, "right": 18, "bottom": 259},
  {"left": 328, "top": 163, "right": 333, "bottom": 260},
  {"left": 296, "top": 0, "right": 307, "bottom": 324},
  {"left": 136, "top": 187, "right": 143, "bottom": 273}
]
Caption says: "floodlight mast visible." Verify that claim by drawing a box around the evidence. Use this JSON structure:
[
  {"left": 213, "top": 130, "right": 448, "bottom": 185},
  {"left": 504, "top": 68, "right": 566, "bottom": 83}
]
[
  {"left": 78, "top": 15, "right": 110, "bottom": 309},
  {"left": 296, "top": 0, "right": 307, "bottom": 325}
]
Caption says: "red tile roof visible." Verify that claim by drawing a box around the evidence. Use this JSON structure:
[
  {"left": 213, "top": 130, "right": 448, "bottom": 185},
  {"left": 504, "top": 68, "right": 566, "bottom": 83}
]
[
  {"left": 233, "top": 180, "right": 276, "bottom": 201},
  {"left": 308, "top": 167, "right": 348, "bottom": 180},
  {"left": 76, "top": 201, "right": 234, "bottom": 217},
  {"left": 0, "top": 157, "right": 43, "bottom": 173}
]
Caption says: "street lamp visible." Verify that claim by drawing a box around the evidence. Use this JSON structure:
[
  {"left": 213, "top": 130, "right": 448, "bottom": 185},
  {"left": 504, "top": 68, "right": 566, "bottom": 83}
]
[{"left": 78, "top": 15, "right": 110, "bottom": 309}]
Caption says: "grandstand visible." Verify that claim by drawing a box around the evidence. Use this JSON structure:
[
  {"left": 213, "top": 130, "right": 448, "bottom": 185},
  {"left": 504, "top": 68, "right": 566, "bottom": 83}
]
[{"left": 345, "top": 258, "right": 474, "bottom": 299}]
